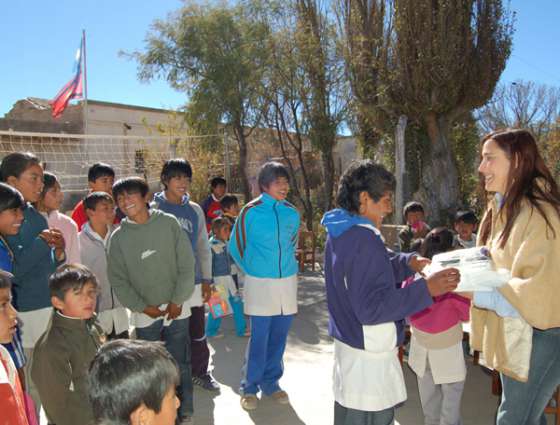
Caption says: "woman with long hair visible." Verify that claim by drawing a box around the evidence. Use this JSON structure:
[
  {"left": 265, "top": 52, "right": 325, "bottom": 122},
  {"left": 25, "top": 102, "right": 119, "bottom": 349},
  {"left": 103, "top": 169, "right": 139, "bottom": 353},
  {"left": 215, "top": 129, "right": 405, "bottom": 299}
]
[{"left": 472, "top": 128, "right": 560, "bottom": 424}]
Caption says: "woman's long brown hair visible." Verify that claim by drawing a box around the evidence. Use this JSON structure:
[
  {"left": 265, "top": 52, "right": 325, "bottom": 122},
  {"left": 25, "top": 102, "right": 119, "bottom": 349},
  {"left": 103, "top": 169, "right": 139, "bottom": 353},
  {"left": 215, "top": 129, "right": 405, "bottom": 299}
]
[{"left": 478, "top": 128, "right": 560, "bottom": 248}]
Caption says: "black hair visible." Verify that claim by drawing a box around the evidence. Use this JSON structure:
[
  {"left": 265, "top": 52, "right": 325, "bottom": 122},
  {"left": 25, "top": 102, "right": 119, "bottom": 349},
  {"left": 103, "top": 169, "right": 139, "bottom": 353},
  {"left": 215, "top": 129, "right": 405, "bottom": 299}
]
[
  {"left": 160, "top": 159, "right": 193, "bottom": 189},
  {"left": 0, "top": 270, "right": 13, "bottom": 290},
  {"left": 220, "top": 194, "right": 238, "bottom": 211},
  {"left": 49, "top": 264, "right": 98, "bottom": 301},
  {"left": 88, "top": 163, "right": 115, "bottom": 182},
  {"left": 0, "top": 152, "right": 41, "bottom": 182},
  {"left": 419, "top": 227, "right": 455, "bottom": 260},
  {"left": 211, "top": 216, "right": 232, "bottom": 235},
  {"left": 257, "top": 162, "right": 290, "bottom": 192},
  {"left": 210, "top": 176, "right": 227, "bottom": 189},
  {"left": 112, "top": 177, "right": 149, "bottom": 200},
  {"left": 88, "top": 339, "right": 180, "bottom": 425},
  {"left": 454, "top": 210, "right": 478, "bottom": 225},
  {"left": 403, "top": 201, "right": 425, "bottom": 219},
  {"left": 84, "top": 192, "right": 114, "bottom": 211},
  {"left": 0, "top": 182, "right": 24, "bottom": 214},
  {"left": 41, "top": 171, "right": 59, "bottom": 197},
  {"left": 336, "top": 160, "right": 395, "bottom": 214}
]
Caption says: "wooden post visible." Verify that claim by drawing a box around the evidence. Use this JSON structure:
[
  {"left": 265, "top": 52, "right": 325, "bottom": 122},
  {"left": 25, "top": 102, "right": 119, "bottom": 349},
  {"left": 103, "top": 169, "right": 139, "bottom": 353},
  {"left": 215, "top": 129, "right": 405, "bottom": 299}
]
[{"left": 395, "top": 115, "right": 407, "bottom": 225}]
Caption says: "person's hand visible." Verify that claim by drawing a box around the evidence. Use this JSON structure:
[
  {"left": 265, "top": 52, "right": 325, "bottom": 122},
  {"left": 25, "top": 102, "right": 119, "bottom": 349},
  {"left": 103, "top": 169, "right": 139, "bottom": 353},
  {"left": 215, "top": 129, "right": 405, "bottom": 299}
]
[
  {"left": 39, "top": 229, "right": 54, "bottom": 245},
  {"left": 201, "top": 282, "right": 212, "bottom": 303},
  {"left": 143, "top": 305, "right": 164, "bottom": 319},
  {"left": 48, "top": 228, "right": 65, "bottom": 250},
  {"left": 165, "top": 302, "right": 182, "bottom": 320},
  {"left": 426, "top": 268, "right": 460, "bottom": 297},
  {"left": 409, "top": 255, "right": 431, "bottom": 274},
  {"left": 39, "top": 229, "right": 65, "bottom": 250}
]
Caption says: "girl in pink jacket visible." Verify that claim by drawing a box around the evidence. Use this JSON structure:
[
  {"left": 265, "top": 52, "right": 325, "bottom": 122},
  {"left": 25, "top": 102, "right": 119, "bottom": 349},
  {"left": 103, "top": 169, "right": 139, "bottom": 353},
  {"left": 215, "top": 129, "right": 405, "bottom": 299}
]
[{"left": 405, "top": 227, "right": 470, "bottom": 425}]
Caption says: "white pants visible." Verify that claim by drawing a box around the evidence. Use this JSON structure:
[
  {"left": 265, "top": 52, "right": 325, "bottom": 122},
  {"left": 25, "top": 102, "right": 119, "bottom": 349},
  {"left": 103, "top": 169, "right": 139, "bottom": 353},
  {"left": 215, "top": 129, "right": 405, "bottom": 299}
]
[{"left": 417, "top": 364, "right": 464, "bottom": 425}]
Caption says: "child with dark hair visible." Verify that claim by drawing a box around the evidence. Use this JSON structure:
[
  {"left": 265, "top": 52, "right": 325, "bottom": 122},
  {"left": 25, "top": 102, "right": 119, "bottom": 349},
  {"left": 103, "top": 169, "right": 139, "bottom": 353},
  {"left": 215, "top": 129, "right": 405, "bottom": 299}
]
[
  {"left": 0, "top": 270, "right": 29, "bottom": 425},
  {"left": 229, "top": 161, "right": 300, "bottom": 410},
  {"left": 32, "top": 264, "right": 105, "bottom": 425},
  {"left": 88, "top": 339, "right": 180, "bottom": 425},
  {"left": 71, "top": 162, "right": 117, "bottom": 230},
  {"left": 36, "top": 171, "right": 81, "bottom": 263},
  {"left": 398, "top": 201, "right": 431, "bottom": 252},
  {"left": 220, "top": 194, "right": 240, "bottom": 225},
  {"left": 406, "top": 227, "right": 470, "bottom": 425},
  {"left": 0, "top": 183, "right": 26, "bottom": 396},
  {"left": 206, "top": 217, "right": 247, "bottom": 338},
  {"left": 201, "top": 176, "right": 227, "bottom": 232},
  {"left": 152, "top": 159, "right": 218, "bottom": 392},
  {"left": 79, "top": 192, "right": 128, "bottom": 338},
  {"left": 453, "top": 210, "right": 478, "bottom": 249},
  {"left": 107, "top": 176, "right": 196, "bottom": 424},
  {"left": 321, "top": 160, "right": 459, "bottom": 425},
  {"left": 0, "top": 152, "right": 65, "bottom": 414}
]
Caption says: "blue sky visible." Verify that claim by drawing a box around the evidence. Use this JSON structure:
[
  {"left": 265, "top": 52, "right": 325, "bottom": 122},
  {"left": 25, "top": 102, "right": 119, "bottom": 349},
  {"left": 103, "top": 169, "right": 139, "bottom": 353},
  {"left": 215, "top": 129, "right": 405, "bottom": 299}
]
[{"left": 1, "top": 0, "right": 559, "bottom": 117}]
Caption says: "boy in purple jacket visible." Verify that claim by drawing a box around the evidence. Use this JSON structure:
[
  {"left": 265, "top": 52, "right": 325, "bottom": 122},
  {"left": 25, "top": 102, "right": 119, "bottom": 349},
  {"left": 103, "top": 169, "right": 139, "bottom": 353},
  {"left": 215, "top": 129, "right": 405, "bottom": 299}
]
[{"left": 321, "top": 160, "right": 459, "bottom": 425}]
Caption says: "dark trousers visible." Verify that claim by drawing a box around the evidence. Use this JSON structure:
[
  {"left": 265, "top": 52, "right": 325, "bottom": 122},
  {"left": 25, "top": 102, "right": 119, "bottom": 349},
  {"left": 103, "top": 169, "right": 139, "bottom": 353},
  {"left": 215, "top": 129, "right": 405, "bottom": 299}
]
[
  {"left": 190, "top": 305, "right": 210, "bottom": 378},
  {"left": 136, "top": 318, "right": 193, "bottom": 417},
  {"left": 334, "top": 402, "right": 395, "bottom": 425}
]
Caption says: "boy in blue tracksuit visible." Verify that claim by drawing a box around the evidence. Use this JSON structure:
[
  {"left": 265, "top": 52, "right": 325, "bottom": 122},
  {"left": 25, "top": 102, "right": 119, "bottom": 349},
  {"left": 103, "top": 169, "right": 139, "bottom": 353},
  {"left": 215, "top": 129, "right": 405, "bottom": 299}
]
[
  {"left": 228, "top": 161, "right": 300, "bottom": 411},
  {"left": 152, "top": 158, "right": 219, "bottom": 392}
]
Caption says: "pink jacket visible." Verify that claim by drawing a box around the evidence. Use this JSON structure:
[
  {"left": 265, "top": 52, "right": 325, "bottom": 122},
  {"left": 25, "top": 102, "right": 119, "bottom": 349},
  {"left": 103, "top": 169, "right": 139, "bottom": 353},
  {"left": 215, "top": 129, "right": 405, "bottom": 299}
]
[
  {"left": 46, "top": 210, "right": 81, "bottom": 264},
  {"left": 403, "top": 277, "right": 470, "bottom": 333}
]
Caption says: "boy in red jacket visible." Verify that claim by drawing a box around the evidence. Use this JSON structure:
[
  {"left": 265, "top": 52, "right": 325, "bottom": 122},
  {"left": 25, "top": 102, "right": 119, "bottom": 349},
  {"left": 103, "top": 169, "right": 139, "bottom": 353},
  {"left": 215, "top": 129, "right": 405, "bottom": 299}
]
[{"left": 200, "top": 177, "right": 226, "bottom": 232}]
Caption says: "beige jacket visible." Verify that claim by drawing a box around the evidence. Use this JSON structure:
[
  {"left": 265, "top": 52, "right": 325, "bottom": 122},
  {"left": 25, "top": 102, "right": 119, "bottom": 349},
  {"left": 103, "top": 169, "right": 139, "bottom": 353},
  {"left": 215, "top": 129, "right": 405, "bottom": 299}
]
[{"left": 471, "top": 197, "right": 560, "bottom": 382}]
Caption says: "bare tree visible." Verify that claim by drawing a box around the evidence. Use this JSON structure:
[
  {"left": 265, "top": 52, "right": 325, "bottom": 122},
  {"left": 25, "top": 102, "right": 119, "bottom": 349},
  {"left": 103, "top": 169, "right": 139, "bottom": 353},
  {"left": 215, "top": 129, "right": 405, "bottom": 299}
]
[
  {"left": 477, "top": 80, "right": 560, "bottom": 141},
  {"left": 295, "top": 0, "right": 349, "bottom": 210}
]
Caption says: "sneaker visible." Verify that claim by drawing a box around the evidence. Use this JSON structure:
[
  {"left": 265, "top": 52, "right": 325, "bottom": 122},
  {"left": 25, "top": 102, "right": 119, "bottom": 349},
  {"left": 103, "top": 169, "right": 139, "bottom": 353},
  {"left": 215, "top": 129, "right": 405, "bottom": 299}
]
[
  {"left": 240, "top": 394, "right": 258, "bottom": 411},
  {"left": 270, "top": 390, "right": 290, "bottom": 404},
  {"left": 192, "top": 374, "right": 220, "bottom": 392},
  {"left": 179, "top": 415, "right": 194, "bottom": 425}
]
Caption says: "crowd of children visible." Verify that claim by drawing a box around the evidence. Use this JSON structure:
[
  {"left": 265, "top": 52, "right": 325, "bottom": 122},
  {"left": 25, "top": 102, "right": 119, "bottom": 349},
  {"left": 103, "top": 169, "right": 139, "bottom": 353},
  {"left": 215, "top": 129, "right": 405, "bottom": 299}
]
[
  {"left": 0, "top": 148, "right": 504, "bottom": 425},
  {"left": 0, "top": 152, "right": 301, "bottom": 425}
]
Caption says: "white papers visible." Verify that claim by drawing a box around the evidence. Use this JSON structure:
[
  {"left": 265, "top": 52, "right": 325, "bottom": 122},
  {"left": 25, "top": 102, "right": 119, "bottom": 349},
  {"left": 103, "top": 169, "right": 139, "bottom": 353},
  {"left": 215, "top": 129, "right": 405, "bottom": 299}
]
[{"left": 424, "top": 247, "right": 511, "bottom": 292}]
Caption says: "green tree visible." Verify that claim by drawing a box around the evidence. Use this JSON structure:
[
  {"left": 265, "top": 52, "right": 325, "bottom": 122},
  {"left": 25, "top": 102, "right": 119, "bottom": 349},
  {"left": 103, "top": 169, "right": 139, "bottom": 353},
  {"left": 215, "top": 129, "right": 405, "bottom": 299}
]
[
  {"left": 388, "top": 0, "right": 514, "bottom": 222},
  {"left": 125, "top": 2, "right": 270, "bottom": 202}
]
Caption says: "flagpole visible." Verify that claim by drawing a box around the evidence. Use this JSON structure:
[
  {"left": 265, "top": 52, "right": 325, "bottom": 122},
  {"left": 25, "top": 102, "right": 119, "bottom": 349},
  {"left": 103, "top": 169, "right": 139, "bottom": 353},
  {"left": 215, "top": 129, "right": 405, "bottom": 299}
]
[{"left": 82, "top": 29, "right": 89, "bottom": 136}]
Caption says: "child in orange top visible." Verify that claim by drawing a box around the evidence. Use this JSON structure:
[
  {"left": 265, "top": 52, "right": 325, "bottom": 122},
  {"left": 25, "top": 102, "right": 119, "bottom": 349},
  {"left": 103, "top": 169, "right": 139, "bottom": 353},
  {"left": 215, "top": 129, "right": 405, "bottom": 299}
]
[{"left": 0, "top": 270, "right": 29, "bottom": 425}]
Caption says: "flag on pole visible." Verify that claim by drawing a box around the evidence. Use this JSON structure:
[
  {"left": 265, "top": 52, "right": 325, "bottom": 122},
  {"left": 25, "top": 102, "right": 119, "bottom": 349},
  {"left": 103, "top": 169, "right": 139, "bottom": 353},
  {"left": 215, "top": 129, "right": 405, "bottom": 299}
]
[{"left": 50, "top": 38, "right": 84, "bottom": 118}]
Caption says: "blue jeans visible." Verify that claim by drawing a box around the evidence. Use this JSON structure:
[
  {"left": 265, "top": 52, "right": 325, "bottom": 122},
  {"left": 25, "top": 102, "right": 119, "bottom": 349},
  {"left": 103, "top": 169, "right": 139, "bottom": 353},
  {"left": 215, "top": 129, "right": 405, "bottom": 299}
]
[
  {"left": 497, "top": 327, "right": 560, "bottom": 425},
  {"left": 334, "top": 402, "right": 394, "bottom": 425},
  {"left": 206, "top": 293, "right": 246, "bottom": 337},
  {"left": 136, "top": 317, "right": 193, "bottom": 418},
  {"left": 241, "top": 314, "right": 294, "bottom": 395}
]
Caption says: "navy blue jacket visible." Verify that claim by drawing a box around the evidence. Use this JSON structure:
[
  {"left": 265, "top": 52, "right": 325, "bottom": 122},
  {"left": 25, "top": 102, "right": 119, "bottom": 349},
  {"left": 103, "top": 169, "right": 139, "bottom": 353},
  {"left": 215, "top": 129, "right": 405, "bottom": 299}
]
[{"left": 322, "top": 209, "right": 433, "bottom": 349}]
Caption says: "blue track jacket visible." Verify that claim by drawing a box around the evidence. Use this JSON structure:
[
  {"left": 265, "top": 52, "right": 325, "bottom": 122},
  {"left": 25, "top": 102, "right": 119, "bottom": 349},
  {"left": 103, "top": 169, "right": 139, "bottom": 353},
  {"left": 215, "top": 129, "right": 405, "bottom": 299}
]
[{"left": 228, "top": 193, "right": 300, "bottom": 279}]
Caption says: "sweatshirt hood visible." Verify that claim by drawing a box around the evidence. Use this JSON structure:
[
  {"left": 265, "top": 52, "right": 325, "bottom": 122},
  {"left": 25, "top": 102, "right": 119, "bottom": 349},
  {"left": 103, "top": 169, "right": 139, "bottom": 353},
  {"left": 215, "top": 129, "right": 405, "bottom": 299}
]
[
  {"left": 154, "top": 191, "right": 190, "bottom": 206},
  {"left": 321, "top": 208, "right": 375, "bottom": 238}
]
